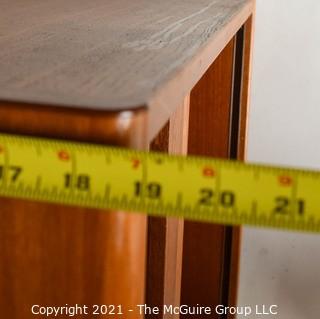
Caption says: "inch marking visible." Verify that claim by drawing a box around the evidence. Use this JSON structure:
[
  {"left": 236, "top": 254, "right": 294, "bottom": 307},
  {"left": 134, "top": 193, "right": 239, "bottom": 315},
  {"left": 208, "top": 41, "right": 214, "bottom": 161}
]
[{"left": 0, "top": 133, "right": 320, "bottom": 234}]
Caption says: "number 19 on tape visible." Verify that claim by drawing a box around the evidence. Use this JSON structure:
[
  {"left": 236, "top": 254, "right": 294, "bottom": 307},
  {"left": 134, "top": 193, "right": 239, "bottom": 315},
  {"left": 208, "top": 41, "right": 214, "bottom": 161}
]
[{"left": 0, "top": 133, "right": 319, "bottom": 233}]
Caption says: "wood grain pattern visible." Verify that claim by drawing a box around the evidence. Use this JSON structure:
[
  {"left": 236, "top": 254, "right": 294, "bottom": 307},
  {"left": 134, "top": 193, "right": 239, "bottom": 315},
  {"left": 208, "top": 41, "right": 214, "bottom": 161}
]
[
  {"left": 147, "top": 96, "right": 189, "bottom": 318},
  {"left": 181, "top": 38, "right": 236, "bottom": 318},
  {"left": 0, "top": 2, "right": 255, "bottom": 317},
  {"left": 180, "top": 15, "right": 254, "bottom": 317},
  {"left": 0, "top": 102, "right": 147, "bottom": 318},
  {"left": 0, "top": 0, "right": 254, "bottom": 141}
]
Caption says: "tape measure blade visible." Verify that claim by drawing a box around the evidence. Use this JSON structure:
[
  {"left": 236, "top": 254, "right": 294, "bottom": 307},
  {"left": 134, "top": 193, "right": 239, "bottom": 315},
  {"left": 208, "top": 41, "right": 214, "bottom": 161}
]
[{"left": 0, "top": 133, "right": 320, "bottom": 234}]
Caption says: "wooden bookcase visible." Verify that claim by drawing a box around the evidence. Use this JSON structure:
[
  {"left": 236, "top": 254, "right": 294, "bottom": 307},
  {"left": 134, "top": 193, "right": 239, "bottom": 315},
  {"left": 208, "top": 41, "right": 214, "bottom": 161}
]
[{"left": 0, "top": 1, "right": 255, "bottom": 318}]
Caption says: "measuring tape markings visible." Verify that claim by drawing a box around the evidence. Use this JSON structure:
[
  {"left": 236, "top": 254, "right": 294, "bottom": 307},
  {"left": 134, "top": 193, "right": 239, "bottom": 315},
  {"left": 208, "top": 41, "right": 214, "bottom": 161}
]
[{"left": 0, "top": 133, "right": 319, "bottom": 233}]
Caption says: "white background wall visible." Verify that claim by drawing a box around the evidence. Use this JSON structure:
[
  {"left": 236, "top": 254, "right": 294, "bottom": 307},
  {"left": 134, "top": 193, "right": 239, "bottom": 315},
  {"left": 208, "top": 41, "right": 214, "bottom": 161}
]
[{"left": 238, "top": 0, "right": 320, "bottom": 318}]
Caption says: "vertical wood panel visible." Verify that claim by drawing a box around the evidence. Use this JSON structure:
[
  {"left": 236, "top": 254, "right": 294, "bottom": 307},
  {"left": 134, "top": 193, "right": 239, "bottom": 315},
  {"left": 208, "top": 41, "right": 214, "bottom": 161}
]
[
  {"left": 147, "top": 97, "right": 190, "bottom": 318},
  {"left": 0, "top": 103, "right": 147, "bottom": 319},
  {"left": 180, "top": 39, "right": 236, "bottom": 318},
  {"left": 238, "top": 15, "right": 254, "bottom": 160},
  {"left": 180, "top": 17, "right": 254, "bottom": 318},
  {"left": 227, "top": 16, "right": 255, "bottom": 314},
  {"left": 164, "top": 96, "right": 190, "bottom": 316}
]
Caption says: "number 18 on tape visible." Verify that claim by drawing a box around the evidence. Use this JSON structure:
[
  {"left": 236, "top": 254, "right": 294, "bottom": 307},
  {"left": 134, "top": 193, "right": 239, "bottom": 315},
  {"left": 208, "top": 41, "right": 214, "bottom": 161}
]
[{"left": 0, "top": 133, "right": 319, "bottom": 233}]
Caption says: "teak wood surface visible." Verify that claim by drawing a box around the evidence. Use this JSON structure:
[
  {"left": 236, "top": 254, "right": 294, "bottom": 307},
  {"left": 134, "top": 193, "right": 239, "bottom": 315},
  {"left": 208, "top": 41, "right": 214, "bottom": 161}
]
[
  {"left": 0, "top": 0, "right": 255, "bottom": 318},
  {"left": 0, "top": 105, "right": 148, "bottom": 318}
]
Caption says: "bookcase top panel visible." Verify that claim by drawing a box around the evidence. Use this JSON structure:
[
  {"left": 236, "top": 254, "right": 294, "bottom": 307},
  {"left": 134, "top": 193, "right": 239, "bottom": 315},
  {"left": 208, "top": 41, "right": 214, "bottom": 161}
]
[{"left": 0, "top": 0, "right": 253, "bottom": 111}]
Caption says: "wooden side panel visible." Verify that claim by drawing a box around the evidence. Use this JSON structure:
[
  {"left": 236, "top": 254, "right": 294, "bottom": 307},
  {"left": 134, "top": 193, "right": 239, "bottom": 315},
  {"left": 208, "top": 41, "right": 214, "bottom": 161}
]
[
  {"left": 180, "top": 16, "right": 253, "bottom": 317},
  {"left": 238, "top": 15, "right": 254, "bottom": 160},
  {"left": 180, "top": 39, "right": 236, "bottom": 317},
  {"left": 164, "top": 97, "right": 189, "bottom": 315},
  {"left": 0, "top": 103, "right": 147, "bottom": 318},
  {"left": 147, "top": 97, "right": 189, "bottom": 318},
  {"left": 228, "top": 15, "right": 255, "bottom": 312}
]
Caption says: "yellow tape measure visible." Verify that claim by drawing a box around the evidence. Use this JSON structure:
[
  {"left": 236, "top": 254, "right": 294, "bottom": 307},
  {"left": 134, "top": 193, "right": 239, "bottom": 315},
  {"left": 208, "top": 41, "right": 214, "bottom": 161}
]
[{"left": 0, "top": 133, "right": 319, "bottom": 233}]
